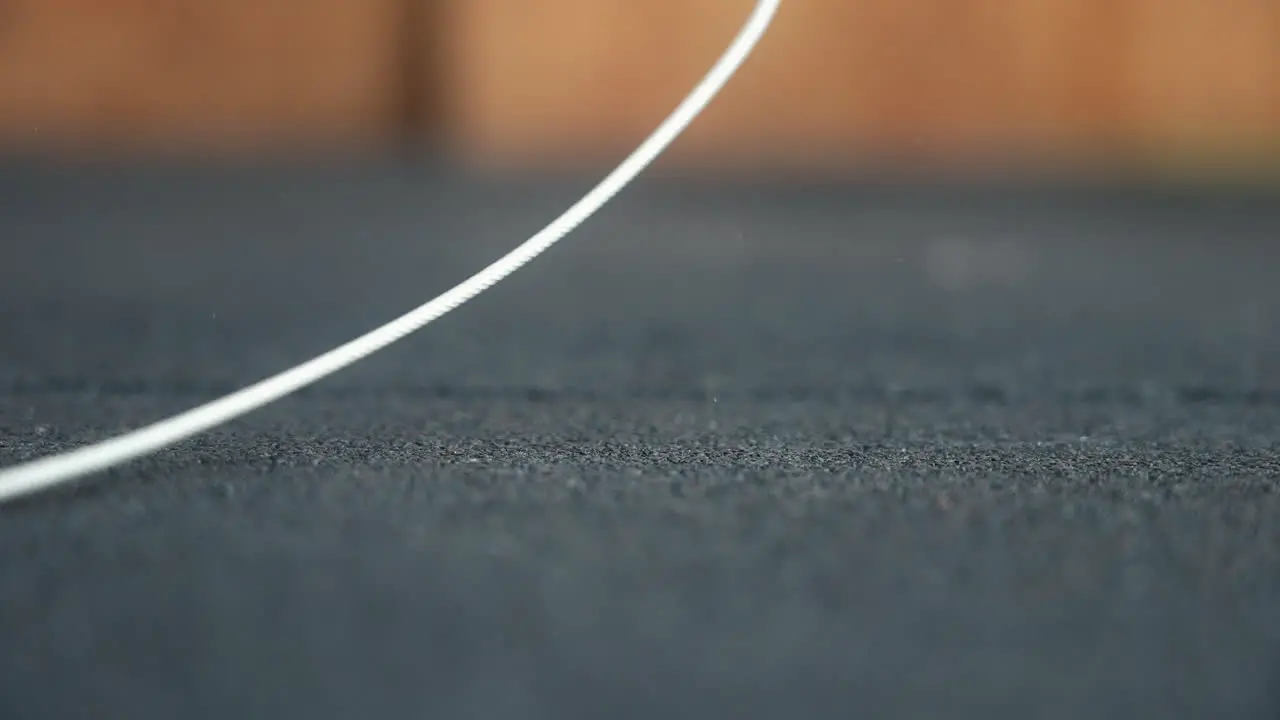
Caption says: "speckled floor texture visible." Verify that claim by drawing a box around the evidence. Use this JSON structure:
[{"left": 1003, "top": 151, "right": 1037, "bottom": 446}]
[{"left": 1, "top": 161, "right": 1278, "bottom": 719}]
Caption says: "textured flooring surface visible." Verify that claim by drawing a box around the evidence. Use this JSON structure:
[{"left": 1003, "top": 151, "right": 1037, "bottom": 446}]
[{"left": 1, "top": 162, "right": 1279, "bottom": 719}]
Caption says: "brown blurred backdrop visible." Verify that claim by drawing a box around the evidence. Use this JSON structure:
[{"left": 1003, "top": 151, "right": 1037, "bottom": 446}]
[{"left": 0, "top": 0, "right": 1276, "bottom": 175}]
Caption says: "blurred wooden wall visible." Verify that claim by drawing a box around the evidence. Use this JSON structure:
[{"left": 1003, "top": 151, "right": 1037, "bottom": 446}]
[
  {"left": 1, "top": 0, "right": 1277, "bottom": 171},
  {"left": 0, "top": 0, "right": 404, "bottom": 154},
  {"left": 443, "top": 0, "right": 1280, "bottom": 170}
]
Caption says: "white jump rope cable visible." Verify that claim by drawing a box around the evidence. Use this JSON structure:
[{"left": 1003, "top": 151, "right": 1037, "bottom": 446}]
[{"left": 0, "top": 0, "right": 781, "bottom": 505}]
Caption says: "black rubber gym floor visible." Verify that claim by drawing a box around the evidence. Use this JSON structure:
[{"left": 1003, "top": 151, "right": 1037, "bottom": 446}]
[{"left": 1, "top": 161, "right": 1278, "bottom": 718}]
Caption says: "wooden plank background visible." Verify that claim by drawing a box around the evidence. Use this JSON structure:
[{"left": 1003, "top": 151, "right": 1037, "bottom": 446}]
[
  {"left": 0, "top": 0, "right": 402, "bottom": 154},
  {"left": 0, "top": 0, "right": 1276, "bottom": 171},
  {"left": 443, "top": 0, "right": 1280, "bottom": 170}
]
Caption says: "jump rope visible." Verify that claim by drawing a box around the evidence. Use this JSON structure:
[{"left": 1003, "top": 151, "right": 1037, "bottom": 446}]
[{"left": 0, "top": 0, "right": 782, "bottom": 505}]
